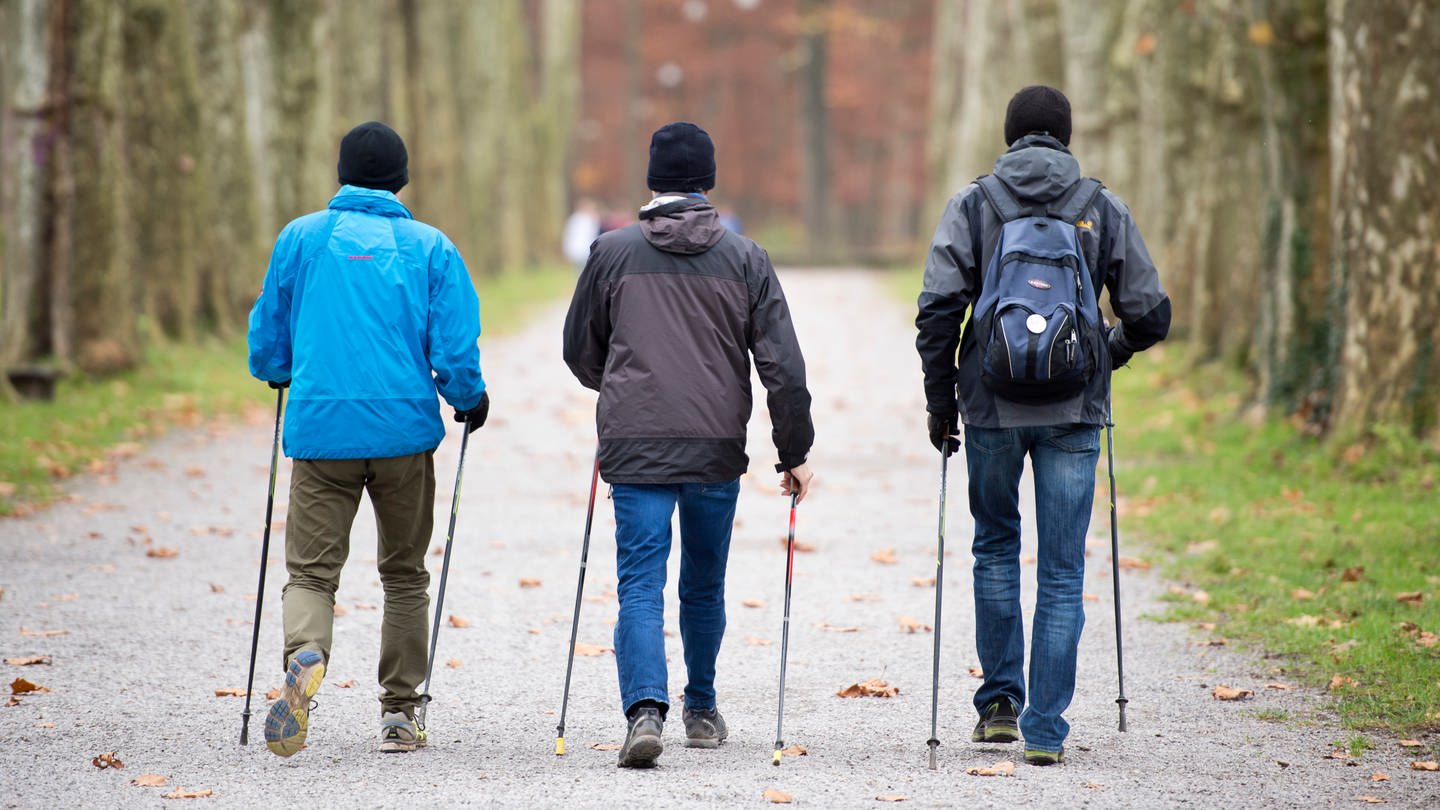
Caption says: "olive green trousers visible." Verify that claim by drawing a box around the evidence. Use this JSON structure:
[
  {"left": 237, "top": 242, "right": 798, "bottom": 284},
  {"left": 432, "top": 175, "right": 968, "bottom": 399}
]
[{"left": 281, "top": 451, "right": 435, "bottom": 717}]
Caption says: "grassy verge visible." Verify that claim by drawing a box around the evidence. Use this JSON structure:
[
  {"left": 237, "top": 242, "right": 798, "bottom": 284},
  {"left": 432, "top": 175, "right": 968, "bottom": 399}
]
[
  {"left": 0, "top": 265, "right": 575, "bottom": 516},
  {"left": 1113, "top": 348, "right": 1440, "bottom": 736}
]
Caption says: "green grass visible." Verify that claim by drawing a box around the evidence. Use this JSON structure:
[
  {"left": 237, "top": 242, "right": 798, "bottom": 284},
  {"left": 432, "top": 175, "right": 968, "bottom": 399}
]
[{"left": 0, "top": 265, "right": 574, "bottom": 515}]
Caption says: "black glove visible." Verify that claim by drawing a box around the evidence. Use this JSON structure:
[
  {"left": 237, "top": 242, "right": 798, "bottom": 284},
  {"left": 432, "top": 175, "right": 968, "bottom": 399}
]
[
  {"left": 454, "top": 390, "right": 490, "bottom": 433},
  {"left": 1106, "top": 327, "right": 1134, "bottom": 369},
  {"left": 267, "top": 380, "right": 289, "bottom": 390},
  {"left": 928, "top": 413, "right": 960, "bottom": 457}
]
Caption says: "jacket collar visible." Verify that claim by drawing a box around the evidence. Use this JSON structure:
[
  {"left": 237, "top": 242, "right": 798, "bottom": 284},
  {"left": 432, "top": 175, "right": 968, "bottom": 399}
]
[{"left": 328, "top": 185, "right": 414, "bottom": 219}]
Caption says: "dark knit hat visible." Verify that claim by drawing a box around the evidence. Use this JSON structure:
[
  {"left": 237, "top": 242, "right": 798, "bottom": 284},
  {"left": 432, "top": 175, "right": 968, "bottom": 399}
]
[
  {"left": 646, "top": 122, "right": 716, "bottom": 192},
  {"left": 1003, "top": 85, "right": 1072, "bottom": 147},
  {"left": 337, "top": 121, "right": 408, "bottom": 193}
]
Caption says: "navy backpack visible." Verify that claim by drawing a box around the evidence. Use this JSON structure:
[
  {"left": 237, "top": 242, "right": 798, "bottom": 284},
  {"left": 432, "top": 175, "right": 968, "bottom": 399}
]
[{"left": 971, "top": 175, "right": 1105, "bottom": 403}]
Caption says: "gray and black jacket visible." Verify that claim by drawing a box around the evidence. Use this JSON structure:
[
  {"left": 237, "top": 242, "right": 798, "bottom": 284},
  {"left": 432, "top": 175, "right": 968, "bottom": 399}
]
[
  {"left": 916, "top": 134, "right": 1171, "bottom": 428},
  {"left": 563, "top": 195, "right": 813, "bottom": 484}
]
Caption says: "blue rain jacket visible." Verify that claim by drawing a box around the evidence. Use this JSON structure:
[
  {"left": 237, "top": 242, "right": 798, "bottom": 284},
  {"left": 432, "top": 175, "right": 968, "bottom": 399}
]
[{"left": 248, "top": 186, "right": 485, "bottom": 459}]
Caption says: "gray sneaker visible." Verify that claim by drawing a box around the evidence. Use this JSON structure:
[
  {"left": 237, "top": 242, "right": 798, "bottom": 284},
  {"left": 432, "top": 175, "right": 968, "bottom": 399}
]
[
  {"left": 682, "top": 706, "right": 728, "bottom": 749},
  {"left": 379, "top": 711, "right": 427, "bottom": 753},
  {"left": 617, "top": 707, "right": 664, "bottom": 768}
]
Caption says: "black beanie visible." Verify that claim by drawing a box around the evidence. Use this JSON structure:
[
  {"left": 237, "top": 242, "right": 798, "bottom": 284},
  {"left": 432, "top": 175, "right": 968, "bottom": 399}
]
[
  {"left": 337, "top": 121, "right": 408, "bottom": 193},
  {"left": 646, "top": 122, "right": 716, "bottom": 192},
  {"left": 1003, "top": 85, "right": 1072, "bottom": 147}
]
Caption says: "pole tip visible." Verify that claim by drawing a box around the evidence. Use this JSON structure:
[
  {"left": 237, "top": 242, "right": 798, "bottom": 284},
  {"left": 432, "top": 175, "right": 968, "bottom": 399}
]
[
  {"left": 555, "top": 737, "right": 565, "bottom": 756},
  {"left": 772, "top": 750, "right": 782, "bottom": 766}
]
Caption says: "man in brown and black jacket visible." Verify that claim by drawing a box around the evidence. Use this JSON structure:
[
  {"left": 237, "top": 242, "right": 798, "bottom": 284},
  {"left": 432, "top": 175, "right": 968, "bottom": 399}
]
[{"left": 563, "top": 121, "right": 815, "bottom": 769}]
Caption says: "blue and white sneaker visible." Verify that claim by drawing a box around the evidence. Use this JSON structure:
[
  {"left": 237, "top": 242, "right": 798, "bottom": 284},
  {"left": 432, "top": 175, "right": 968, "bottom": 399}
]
[{"left": 264, "top": 650, "right": 325, "bottom": 757}]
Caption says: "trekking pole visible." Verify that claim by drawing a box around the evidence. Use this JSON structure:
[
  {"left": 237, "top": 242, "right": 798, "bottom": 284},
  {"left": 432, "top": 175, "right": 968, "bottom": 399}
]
[
  {"left": 1106, "top": 406, "right": 1129, "bottom": 732},
  {"left": 772, "top": 490, "right": 800, "bottom": 766},
  {"left": 555, "top": 452, "right": 602, "bottom": 756},
  {"left": 240, "top": 387, "right": 285, "bottom": 745},
  {"left": 926, "top": 426, "right": 950, "bottom": 770},
  {"left": 415, "top": 425, "right": 472, "bottom": 736}
]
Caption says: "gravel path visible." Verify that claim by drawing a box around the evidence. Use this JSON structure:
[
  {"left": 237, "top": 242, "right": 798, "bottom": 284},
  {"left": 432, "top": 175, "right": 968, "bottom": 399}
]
[{"left": 2, "top": 268, "right": 1435, "bottom": 809}]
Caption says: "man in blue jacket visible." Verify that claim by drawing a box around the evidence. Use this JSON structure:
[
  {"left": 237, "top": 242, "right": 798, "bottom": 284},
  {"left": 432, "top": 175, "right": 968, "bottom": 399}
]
[
  {"left": 915, "top": 87, "right": 1170, "bottom": 766},
  {"left": 248, "top": 121, "right": 489, "bottom": 757}
]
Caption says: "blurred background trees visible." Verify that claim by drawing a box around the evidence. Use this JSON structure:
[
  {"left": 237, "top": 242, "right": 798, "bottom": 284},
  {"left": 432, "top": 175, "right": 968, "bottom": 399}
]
[{"left": 1, "top": 0, "right": 1436, "bottom": 440}]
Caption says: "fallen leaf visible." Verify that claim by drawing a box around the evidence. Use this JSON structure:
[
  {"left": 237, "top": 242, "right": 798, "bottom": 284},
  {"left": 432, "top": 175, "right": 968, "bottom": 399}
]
[
  {"left": 743, "top": 598, "right": 765, "bottom": 608},
  {"left": 849, "top": 593, "right": 882, "bottom": 602},
  {"left": 1341, "top": 566, "right": 1365, "bottom": 583},
  {"left": 780, "top": 535, "right": 816, "bottom": 553},
  {"left": 1211, "top": 685, "right": 1252, "bottom": 701},
  {"left": 1291, "top": 588, "right": 1316, "bottom": 600},
  {"left": 10, "top": 678, "right": 48, "bottom": 695},
  {"left": 837, "top": 678, "right": 898, "bottom": 698},
  {"left": 574, "top": 643, "right": 611, "bottom": 657},
  {"left": 332, "top": 604, "right": 348, "bottom": 617},
  {"left": 353, "top": 602, "right": 376, "bottom": 611},
  {"left": 335, "top": 679, "right": 355, "bottom": 688},
  {"left": 965, "top": 760, "right": 1015, "bottom": 777},
  {"left": 816, "top": 623, "right": 863, "bottom": 633},
  {"left": 1417, "top": 631, "right": 1438, "bottom": 648},
  {"left": 212, "top": 688, "right": 248, "bottom": 697},
  {"left": 1117, "top": 557, "right": 1150, "bottom": 570},
  {"left": 448, "top": 615, "right": 470, "bottom": 628},
  {"left": 780, "top": 744, "right": 807, "bottom": 756},
  {"left": 161, "top": 787, "right": 213, "bottom": 799},
  {"left": 1395, "top": 591, "right": 1424, "bottom": 604},
  {"left": 745, "top": 635, "right": 773, "bottom": 646},
  {"left": 870, "top": 548, "right": 897, "bottom": 565},
  {"left": 1371, "top": 772, "right": 1390, "bottom": 782},
  {"left": 432, "top": 546, "right": 443, "bottom": 556},
  {"left": 209, "top": 584, "right": 225, "bottom": 594},
  {"left": 876, "top": 796, "right": 908, "bottom": 803},
  {"left": 1192, "top": 589, "right": 1212, "bottom": 605},
  {"left": 4, "top": 696, "right": 18, "bottom": 707},
  {"left": 1264, "top": 682, "right": 1293, "bottom": 690},
  {"left": 1288, "top": 614, "right": 1323, "bottom": 627},
  {"left": 1083, "top": 593, "right": 1100, "bottom": 602},
  {"left": 1328, "top": 675, "right": 1357, "bottom": 691},
  {"left": 1082, "top": 782, "right": 1104, "bottom": 789},
  {"left": 968, "top": 666, "right": 983, "bottom": 678},
  {"left": 1323, "top": 748, "right": 1351, "bottom": 760},
  {"left": 1414, "top": 760, "right": 1440, "bottom": 771},
  {"left": 528, "top": 628, "right": 542, "bottom": 635},
  {"left": 1019, "top": 554, "right": 1037, "bottom": 565},
  {"left": 4, "top": 656, "right": 51, "bottom": 666},
  {"left": 763, "top": 787, "right": 793, "bottom": 804},
  {"left": 1357, "top": 796, "right": 1386, "bottom": 804},
  {"left": 92, "top": 751, "right": 125, "bottom": 770},
  {"left": 34, "top": 721, "right": 55, "bottom": 728},
  {"left": 146, "top": 547, "right": 180, "bottom": 559},
  {"left": 519, "top": 578, "right": 542, "bottom": 588},
  {"left": 897, "top": 616, "right": 931, "bottom": 634},
  {"left": 911, "top": 577, "right": 935, "bottom": 588},
  {"left": 132, "top": 774, "right": 167, "bottom": 787},
  {"left": 265, "top": 688, "right": 281, "bottom": 700},
  {"left": 590, "top": 742, "right": 621, "bottom": 751},
  {"left": 446, "top": 659, "right": 462, "bottom": 669}
]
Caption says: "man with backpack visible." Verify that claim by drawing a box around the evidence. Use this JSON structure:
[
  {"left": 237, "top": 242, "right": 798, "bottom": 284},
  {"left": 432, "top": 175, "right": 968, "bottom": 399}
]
[
  {"left": 914, "top": 86, "right": 1170, "bottom": 765},
  {"left": 563, "top": 121, "right": 815, "bottom": 768}
]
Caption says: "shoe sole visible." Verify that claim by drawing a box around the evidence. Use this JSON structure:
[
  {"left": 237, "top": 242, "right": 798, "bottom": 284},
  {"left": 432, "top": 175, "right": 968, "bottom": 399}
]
[
  {"left": 264, "top": 651, "right": 325, "bottom": 758},
  {"left": 617, "top": 735, "right": 663, "bottom": 768},
  {"left": 971, "top": 724, "right": 1020, "bottom": 743},
  {"left": 1024, "top": 751, "right": 1064, "bottom": 766},
  {"left": 379, "top": 731, "right": 428, "bottom": 754},
  {"left": 684, "top": 736, "right": 725, "bottom": 749}
]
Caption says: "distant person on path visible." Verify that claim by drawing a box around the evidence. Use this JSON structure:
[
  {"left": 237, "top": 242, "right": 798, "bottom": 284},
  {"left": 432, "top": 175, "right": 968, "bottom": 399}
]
[
  {"left": 563, "top": 121, "right": 815, "bottom": 769},
  {"left": 562, "top": 197, "right": 601, "bottom": 272},
  {"left": 914, "top": 86, "right": 1170, "bottom": 765},
  {"left": 248, "top": 120, "right": 490, "bottom": 757}
]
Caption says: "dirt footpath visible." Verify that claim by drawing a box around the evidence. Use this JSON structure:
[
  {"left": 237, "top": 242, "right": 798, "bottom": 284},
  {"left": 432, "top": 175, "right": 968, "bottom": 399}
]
[{"left": 2, "top": 268, "right": 1435, "bottom": 808}]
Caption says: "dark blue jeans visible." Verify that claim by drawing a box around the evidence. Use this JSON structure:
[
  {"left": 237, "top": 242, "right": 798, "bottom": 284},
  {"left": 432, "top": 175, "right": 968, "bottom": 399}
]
[
  {"left": 965, "top": 423, "right": 1100, "bottom": 753},
  {"left": 611, "top": 480, "right": 740, "bottom": 716}
]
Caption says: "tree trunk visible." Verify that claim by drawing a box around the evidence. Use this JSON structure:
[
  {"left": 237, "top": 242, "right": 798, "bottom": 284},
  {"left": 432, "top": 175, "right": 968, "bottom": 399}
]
[
  {"left": 1328, "top": 0, "right": 1440, "bottom": 435},
  {"left": 800, "top": 0, "right": 831, "bottom": 260}
]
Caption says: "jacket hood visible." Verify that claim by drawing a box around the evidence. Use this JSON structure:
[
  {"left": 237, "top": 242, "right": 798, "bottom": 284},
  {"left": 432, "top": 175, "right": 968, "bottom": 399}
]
[
  {"left": 992, "top": 134, "right": 1080, "bottom": 202},
  {"left": 329, "top": 185, "right": 414, "bottom": 219},
  {"left": 638, "top": 195, "right": 726, "bottom": 255}
]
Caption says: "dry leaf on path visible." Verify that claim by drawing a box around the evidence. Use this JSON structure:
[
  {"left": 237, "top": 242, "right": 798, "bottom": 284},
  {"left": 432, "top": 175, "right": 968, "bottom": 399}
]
[
  {"left": 146, "top": 547, "right": 180, "bottom": 559},
  {"left": 132, "top": 774, "right": 167, "bottom": 787},
  {"left": 780, "top": 744, "right": 807, "bottom": 757},
  {"left": 837, "top": 678, "right": 898, "bottom": 698},
  {"left": 1082, "top": 782, "right": 1104, "bottom": 790},
  {"left": 849, "top": 593, "right": 882, "bottom": 602},
  {"left": 1211, "top": 685, "right": 1252, "bottom": 701},
  {"left": 911, "top": 577, "right": 935, "bottom": 588},
  {"left": 162, "top": 787, "right": 213, "bottom": 799},
  {"left": 816, "top": 623, "right": 863, "bottom": 633},
  {"left": 574, "top": 643, "right": 612, "bottom": 657},
  {"left": 1413, "top": 761, "right": 1440, "bottom": 771},
  {"left": 743, "top": 599, "right": 764, "bottom": 608},
  {"left": 1264, "top": 682, "right": 1293, "bottom": 690},
  {"left": 10, "top": 678, "right": 48, "bottom": 695},
  {"left": 590, "top": 742, "right": 621, "bottom": 751},
  {"left": 4, "top": 696, "right": 19, "bottom": 707},
  {"left": 332, "top": 604, "right": 348, "bottom": 617},
  {"left": 780, "top": 536, "right": 817, "bottom": 553},
  {"left": 446, "top": 659, "right": 462, "bottom": 669},
  {"left": 1117, "top": 557, "right": 1150, "bottom": 570},
  {"left": 1323, "top": 748, "right": 1351, "bottom": 760},
  {"left": 968, "top": 666, "right": 984, "bottom": 678},
  {"left": 1020, "top": 554, "right": 1036, "bottom": 565},
  {"left": 209, "top": 584, "right": 224, "bottom": 594},
  {"left": 519, "top": 578, "right": 542, "bottom": 589},
  {"left": 965, "top": 760, "right": 1015, "bottom": 777},
  {"left": 212, "top": 688, "right": 248, "bottom": 697},
  {"left": 34, "top": 721, "right": 55, "bottom": 729},
  {"left": 1328, "top": 675, "right": 1358, "bottom": 691},
  {"left": 897, "top": 616, "right": 931, "bottom": 634},
  {"left": 1399, "top": 739, "right": 1422, "bottom": 747},
  {"left": 4, "top": 656, "right": 51, "bottom": 666},
  {"left": 870, "top": 548, "right": 897, "bottom": 565},
  {"left": 1395, "top": 591, "right": 1423, "bottom": 604},
  {"left": 1082, "top": 593, "right": 1100, "bottom": 602},
  {"left": 265, "top": 688, "right": 281, "bottom": 700},
  {"left": 1370, "top": 772, "right": 1390, "bottom": 782},
  {"left": 448, "top": 615, "right": 470, "bottom": 628},
  {"left": 762, "top": 788, "right": 793, "bottom": 804},
  {"left": 1357, "top": 796, "right": 1386, "bottom": 804},
  {"left": 745, "top": 635, "right": 773, "bottom": 646},
  {"left": 92, "top": 751, "right": 124, "bottom": 770},
  {"left": 335, "top": 680, "right": 356, "bottom": 688},
  {"left": 876, "top": 796, "right": 908, "bottom": 802}
]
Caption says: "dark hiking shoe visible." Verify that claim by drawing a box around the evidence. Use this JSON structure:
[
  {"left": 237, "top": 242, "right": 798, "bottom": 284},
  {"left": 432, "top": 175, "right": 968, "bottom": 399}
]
[
  {"left": 379, "top": 711, "right": 427, "bottom": 753},
  {"left": 682, "top": 706, "right": 728, "bottom": 749},
  {"left": 617, "top": 707, "right": 664, "bottom": 768},
  {"left": 1024, "top": 747, "right": 1065, "bottom": 766},
  {"left": 264, "top": 650, "right": 326, "bottom": 757},
  {"left": 970, "top": 698, "right": 1020, "bottom": 743}
]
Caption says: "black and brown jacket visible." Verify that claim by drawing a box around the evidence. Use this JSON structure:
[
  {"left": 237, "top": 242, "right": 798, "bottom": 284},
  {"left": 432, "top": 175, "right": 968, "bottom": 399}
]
[{"left": 563, "top": 196, "right": 813, "bottom": 484}]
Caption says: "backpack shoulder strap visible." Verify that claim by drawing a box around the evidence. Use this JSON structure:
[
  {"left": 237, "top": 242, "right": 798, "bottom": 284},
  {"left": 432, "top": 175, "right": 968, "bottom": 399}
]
[
  {"left": 975, "top": 174, "right": 1028, "bottom": 222},
  {"left": 1052, "top": 177, "right": 1105, "bottom": 224}
]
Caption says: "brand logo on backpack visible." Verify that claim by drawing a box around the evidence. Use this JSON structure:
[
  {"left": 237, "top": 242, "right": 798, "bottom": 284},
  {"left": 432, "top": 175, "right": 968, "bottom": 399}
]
[{"left": 972, "top": 175, "right": 1105, "bottom": 404}]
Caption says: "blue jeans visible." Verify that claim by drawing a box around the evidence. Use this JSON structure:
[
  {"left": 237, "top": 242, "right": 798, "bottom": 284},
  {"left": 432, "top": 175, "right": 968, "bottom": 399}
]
[
  {"left": 965, "top": 423, "right": 1100, "bottom": 753},
  {"left": 611, "top": 480, "right": 739, "bottom": 717}
]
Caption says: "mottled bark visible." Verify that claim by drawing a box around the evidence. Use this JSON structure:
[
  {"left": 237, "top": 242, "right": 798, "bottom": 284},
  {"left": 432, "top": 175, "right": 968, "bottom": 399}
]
[{"left": 800, "top": 0, "right": 832, "bottom": 258}]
